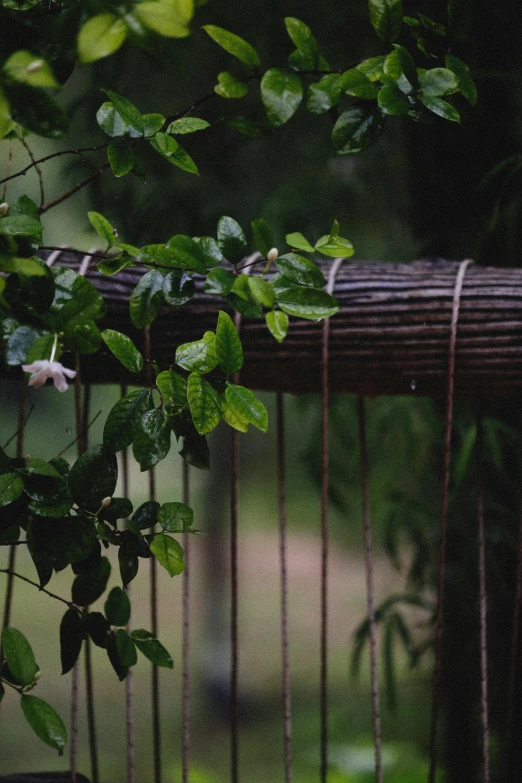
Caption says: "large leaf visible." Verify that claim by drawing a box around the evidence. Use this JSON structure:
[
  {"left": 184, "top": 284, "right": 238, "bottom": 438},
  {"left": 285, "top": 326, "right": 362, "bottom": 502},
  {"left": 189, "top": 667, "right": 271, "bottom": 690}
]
[
  {"left": 132, "top": 409, "right": 172, "bottom": 471},
  {"left": 101, "top": 329, "right": 143, "bottom": 373},
  {"left": 222, "top": 383, "right": 268, "bottom": 433},
  {"left": 378, "top": 84, "right": 410, "bottom": 115},
  {"left": 261, "top": 68, "right": 303, "bottom": 127},
  {"left": 247, "top": 277, "right": 275, "bottom": 308},
  {"left": 251, "top": 218, "right": 274, "bottom": 258},
  {"left": 216, "top": 310, "right": 243, "bottom": 376},
  {"left": 20, "top": 695, "right": 66, "bottom": 755},
  {"left": 68, "top": 445, "right": 117, "bottom": 512},
  {"left": 130, "top": 629, "right": 173, "bottom": 667},
  {"left": 187, "top": 373, "right": 221, "bottom": 435},
  {"left": 276, "top": 253, "right": 325, "bottom": 287},
  {"left": 78, "top": 13, "right": 127, "bottom": 63},
  {"left": 203, "top": 268, "right": 235, "bottom": 295},
  {"left": 55, "top": 275, "right": 104, "bottom": 330},
  {"left": 277, "top": 287, "right": 340, "bottom": 320},
  {"left": 2, "top": 627, "right": 39, "bottom": 686},
  {"left": 332, "top": 106, "right": 385, "bottom": 154},
  {"left": 202, "top": 25, "right": 259, "bottom": 66},
  {"left": 176, "top": 331, "right": 218, "bottom": 374},
  {"left": 158, "top": 502, "right": 193, "bottom": 532},
  {"left": 129, "top": 270, "right": 165, "bottom": 328},
  {"left": 368, "top": 0, "right": 403, "bottom": 43},
  {"left": 383, "top": 45, "right": 418, "bottom": 94},
  {"left": 217, "top": 216, "right": 247, "bottom": 263},
  {"left": 162, "top": 270, "right": 195, "bottom": 306},
  {"left": 103, "top": 389, "right": 154, "bottom": 452},
  {"left": 150, "top": 532, "right": 185, "bottom": 576}
]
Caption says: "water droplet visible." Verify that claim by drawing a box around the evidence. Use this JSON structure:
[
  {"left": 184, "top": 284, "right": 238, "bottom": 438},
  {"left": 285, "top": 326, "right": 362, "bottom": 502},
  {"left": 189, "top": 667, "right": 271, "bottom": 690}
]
[
  {"left": 410, "top": 379, "right": 416, "bottom": 391},
  {"left": 66, "top": 426, "right": 72, "bottom": 435}
]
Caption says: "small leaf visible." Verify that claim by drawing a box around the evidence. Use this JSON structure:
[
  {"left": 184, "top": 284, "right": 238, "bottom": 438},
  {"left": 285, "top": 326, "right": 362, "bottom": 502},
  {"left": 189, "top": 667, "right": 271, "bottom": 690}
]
[
  {"left": 132, "top": 409, "right": 172, "bottom": 471},
  {"left": 107, "top": 137, "right": 135, "bottom": 177},
  {"left": 332, "top": 106, "right": 385, "bottom": 154},
  {"left": 176, "top": 331, "right": 218, "bottom": 374},
  {"left": 2, "top": 627, "right": 39, "bottom": 686},
  {"left": 104, "top": 389, "right": 154, "bottom": 452},
  {"left": 78, "top": 13, "right": 127, "bottom": 63},
  {"left": 251, "top": 218, "right": 274, "bottom": 257},
  {"left": 166, "top": 117, "right": 210, "bottom": 134},
  {"left": 150, "top": 532, "right": 185, "bottom": 576},
  {"left": 192, "top": 236, "right": 223, "bottom": 267},
  {"left": 247, "top": 277, "right": 275, "bottom": 308},
  {"left": 3, "top": 51, "right": 58, "bottom": 88},
  {"left": 187, "top": 373, "right": 221, "bottom": 435},
  {"left": 418, "top": 68, "right": 459, "bottom": 97},
  {"left": 277, "top": 287, "right": 340, "bottom": 320},
  {"left": 261, "top": 68, "right": 303, "bottom": 127},
  {"left": 0, "top": 472, "right": 24, "bottom": 507},
  {"left": 115, "top": 629, "right": 137, "bottom": 667},
  {"left": 21, "top": 695, "right": 67, "bottom": 755},
  {"left": 24, "top": 459, "right": 61, "bottom": 478},
  {"left": 132, "top": 500, "right": 161, "bottom": 530},
  {"left": 134, "top": 0, "right": 193, "bottom": 38},
  {"left": 71, "top": 557, "right": 111, "bottom": 606},
  {"left": 202, "top": 25, "right": 260, "bottom": 67},
  {"left": 164, "top": 235, "right": 206, "bottom": 273},
  {"left": 142, "top": 113, "right": 166, "bottom": 136},
  {"left": 378, "top": 84, "right": 410, "bottom": 115},
  {"left": 158, "top": 502, "right": 193, "bottom": 533},
  {"left": 307, "top": 74, "right": 342, "bottom": 114},
  {"left": 203, "top": 268, "right": 235, "bottom": 295},
  {"left": 105, "top": 587, "right": 131, "bottom": 627},
  {"left": 276, "top": 253, "right": 325, "bottom": 287},
  {"left": 156, "top": 370, "right": 187, "bottom": 409},
  {"left": 129, "top": 270, "right": 165, "bottom": 328},
  {"left": 88, "top": 211, "right": 117, "bottom": 244},
  {"left": 384, "top": 45, "right": 418, "bottom": 93},
  {"left": 357, "top": 55, "right": 386, "bottom": 81},
  {"left": 103, "top": 89, "right": 144, "bottom": 135},
  {"left": 340, "top": 69, "right": 378, "bottom": 100},
  {"left": 217, "top": 216, "right": 247, "bottom": 262},
  {"left": 97, "top": 101, "right": 139, "bottom": 138},
  {"left": 226, "top": 116, "right": 264, "bottom": 137},
  {"left": 130, "top": 629, "right": 173, "bottom": 667},
  {"left": 214, "top": 71, "right": 248, "bottom": 99},
  {"left": 368, "top": 0, "right": 403, "bottom": 43},
  {"left": 284, "top": 17, "right": 321, "bottom": 67},
  {"left": 266, "top": 310, "right": 289, "bottom": 343},
  {"left": 60, "top": 609, "right": 83, "bottom": 675},
  {"left": 101, "top": 329, "right": 143, "bottom": 373},
  {"left": 222, "top": 383, "right": 268, "bottom": 433},
  {"left": 315, "top": 235, "right": 354, "bottom": 258},
  {"left": 164, "top": 142, "right": 199, "bottom": 175},
  {"left": 445, "top": 54, "right": 477, "bottom": 105},
  {"left": 216, "top": 310, "right": 243, "bottom": 376},
  {"left": 285, "top": 232, "right": 315, "bottom": 253},
  {"left": 419, "top": 93, "right": 460, "bottom": 122},
  {"left": 6, "top": 325, "right": 40, "bottom": 365}
]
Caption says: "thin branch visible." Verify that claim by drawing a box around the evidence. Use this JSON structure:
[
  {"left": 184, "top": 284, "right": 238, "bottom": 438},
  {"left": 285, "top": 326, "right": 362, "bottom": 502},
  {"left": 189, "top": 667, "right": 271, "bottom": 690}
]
[
  {"left": 2, "top": 404, "right": 35, "bottom": 450},
  {"left": 41, "top": 246, "right": 111, "bottom": 261},
  {"left": 0, "top": 569, "right": 74, "bottom": 607},
  {"left": 0, "top": 144, "right": 108, "bottom": 187},
  {"left": 56, "top": 409, "right": 102, "bottom": 457},
  {"left": 2, "top": 146, "right": 12, "bottom": 201},
  {"left": 39, "top": 163, "right": 110, "bottom": 215},
  {"left": 19, "top": 136, "right": 45, "bottom": 208},
  {"left": 0, "top": 541, "right": 28, "bottom": 546}
]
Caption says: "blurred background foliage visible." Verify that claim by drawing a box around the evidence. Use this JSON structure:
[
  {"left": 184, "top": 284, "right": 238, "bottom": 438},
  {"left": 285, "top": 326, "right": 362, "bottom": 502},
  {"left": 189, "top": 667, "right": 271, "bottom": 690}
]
[{"left": 3, "top": 0, "right": 522, "bottom": 781}]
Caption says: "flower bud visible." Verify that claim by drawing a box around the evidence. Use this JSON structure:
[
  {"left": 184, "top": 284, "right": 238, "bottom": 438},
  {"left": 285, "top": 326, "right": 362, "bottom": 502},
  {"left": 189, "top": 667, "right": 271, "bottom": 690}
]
[
  {"left": 101, "top": 497, "right": 112, "bottom": 508},
  {"left": 267, "top": 247, "right": 279, "bottom": 263},
  {"left": 0, "top": 203, "right": 8, "bottom": 217}
]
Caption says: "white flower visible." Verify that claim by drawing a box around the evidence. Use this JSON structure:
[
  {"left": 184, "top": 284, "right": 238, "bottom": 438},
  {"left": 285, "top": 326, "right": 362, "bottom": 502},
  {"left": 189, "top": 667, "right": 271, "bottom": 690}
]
[{"left": 21, "top": 360, "right": 77, "bottom": 392}]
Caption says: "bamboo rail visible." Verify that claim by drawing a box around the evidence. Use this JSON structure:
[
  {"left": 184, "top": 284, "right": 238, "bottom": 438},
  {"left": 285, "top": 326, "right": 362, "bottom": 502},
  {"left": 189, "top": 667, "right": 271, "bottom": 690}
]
[{"left": 11, "top": 253, "right": 522, "bottom": 397}]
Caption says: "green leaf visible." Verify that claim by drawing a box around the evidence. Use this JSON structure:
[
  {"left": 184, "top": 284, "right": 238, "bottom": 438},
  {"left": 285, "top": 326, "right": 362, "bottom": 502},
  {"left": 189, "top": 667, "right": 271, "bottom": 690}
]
[
  {"left": 261, "top": 68, "right": 303, "bottom": 128},
  {"left": 166, "top": 117, "right": 210, "bottom": 134},
  {"left": 0, "top": 472, "right": 23, "bottom": 507},
  {"left": 2, "top": 627, "right": 39, "bottom": 686},
  {"left": 277, "top": 287, "right": 340, "bottom": 320},
  {"left": 130, "top": 629, "right": 173, "bottom": 667},
  {"left": 107, "top": 137, "right": 135, "bottom": 177},
  {"left": 357, "top": 55, "right": 386, "bottom": 82},
  {"left": 5, "top": 325, "right": 40, "bottom": 365},
  {"left": 103, "top": 89, "right": 144, "bottom": 135},
  {"left": 158, "top": 502, "right": 193, "bottom": 532},
  {"left": 251, "top": 218, "right": 274, "bottom": 257},
  {"left": 340, "top": 69, "right": 378, "bottom": 100},
  {"left": 106, "top": 631, "right": 128, "bottom": 679},
  {"left": 378, "top": 84, "right": 410, "bottom": 115},
  {"left": 216, "top": 310, "right": 243, "bottom": 375},
  {"left": 0, "top": 213, "right": 42, "bottom": 241},
  {"left": 24, "top": 459, "right": 61, "bottom": 478},
  {"left": 285, "top": 232, "right": 315, "bottom": 253},
  {"left": 28, "top": 516, "right": 96, "bottom": 576},
  {"left": 65, "top": 320, "right": 100, "bottom": 356},
  {"left": 88, "top": 211, "right": 117, "bottom": 245},
  {"left": 217, "top": 216, "right": 247, "bottom": 262},
  {"left": 222, "top": 383, "right": 268, "bottom": 433},
  {"left": 307, "top": 74, "right": 342, "bottom": 114},
  {"left": 98, "top": 497, "right": 133, "bottom": 522},
  {"left": 134, "top": 0, "right": 193, "bottom": 38},
  {"left": 129, "top": 270, "right": 164, "bottom": 328},
  {"left": 176, "top": 331, "right": 218, "bottom": 374},
  {"left": 332, "top": 106, "right": 385, "bottom": 154},
  {"left": 150, "top": 532, "right": 185, "bottom": 576},
  {"left": 71, "top": 557, "right": 111, "bottom": 606},
  {"left": 69, "top": 445, "right": 117, "bottom": 512},
  {"left": 142, "top": 113, "right": 166, "bottom": 136},
  {"left": 104, "top": 389, "right": 154, "bottom": 452},
  {"left": 21, "top": 695, "right": 66, "bottom": 755},
  {"left": 419, "top": 93, "right": 460, "bottom": 122},
  {"left": 164, "top": 235, "right": 206, "bottom": 273},
  {"left": 156, "top": 370, "right": 187, "bottom": 409},
  {"left": 214, "top": 71, "right": 248, "bottom": 99},
  {"left": 266, "top": 310, "right": 289, "bottom": 343},
  {"left": 187, "top": 373, "right": 221, "bottom": 435},
  {"left": 368, "top": 0, "right": 403, "bottom": 43},
  {"left": 202, "top": 24, "right": 259, "bottom": 67},
  {"left": 3, "top": 51, "right": 58, "bottom": 88},
  {"left": 60, "top": 608, "right": 83, "bottom": 675},
  {"left": 193, "top": 236, "right": 223, "bottom": 267},
  {"left": 276, "top": 253, "right": 325, "bottom": 287},
  {"left": 131, "top": 500, "right": 160, "bottom": 530},
  {"left": 132, "top": 409, "right": 172, "bottom": 471},
  {"left": 445, "top": 54, "right": 477, "bottom": 105},
  {"left": 315, "top": 235, "right": 354, "bottom": 258},
  {"left": 101, "top": 329, "right": 143, "bottom": 373},
  {"left": 226, "top": 116, "right": 264, "bottom": 137},
  {"left": 161, "top": 271, "right": 195, "bottom": 307},
  {"left": 78, "top": 13, "right": 127, "bottom": 63},
  {"left": 0, "top": 256, "right": 47, "bottom": 277},
  {"left": 0, "top": 85, "right": 13, "bottom": 139},
  {"left": 96, "top": 102, "right": 140, "bottom": 138},
  {"left": 164, "top": 142, "right": 199, "bottom": 175},
  {"left": 203, "top": 268, "right": 235, "bottom": 295},
  {"left": 55, "top": 275, "right": 104, "bottom": 330},
  {"left": 115, "top": 629, "right": 137, "bottom": 667},
  {"left": 105, "top": 587, "right": 131, "bottom": 627},
  {"left": 384, "top": 45, "right": 418, "bottom": 93},
  {"left": 418, "top": 68, "right": 459, "bottom": 97},
  {"left": 3, "top": 83, "right": 68, "bottom": 138},
  {"left": 284, "top": 17, "right": 321, "bottom": 67},
  {"left": 247, "top": 277, "right": 275, "bottom": 308}
]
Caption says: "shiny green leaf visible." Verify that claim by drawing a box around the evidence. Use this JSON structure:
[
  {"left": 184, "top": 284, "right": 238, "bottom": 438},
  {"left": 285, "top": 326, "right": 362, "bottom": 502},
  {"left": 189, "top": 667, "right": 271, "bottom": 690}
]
[
  {"left": 129, "top": 270, "right": 164, "bottom": 328},
  {"left": 203, "top": 268, "right": 235, "bottom": 295},
  {"left": 276, "top": 253, "right": 325, "bottom": 287},
  {"left": 266, "top": 310, "right": 289, "bottom": 343},
  {"left": 261, "top": 68, "right": 303, "bottom": 127},
  {"left": 222, "top": 383, "right": 268, "bottom": 433},
  {"left": 150, "top": 532, "right": 185, "bottom": 576},
  {"left": 445, "top": 54, "right": 477, "bottom": 105},
  {"left": 284, "top": 17, "right": 321, "bottom": 67},
  {"left": 156, "top": 370, "right": 187, "bottom": 409},
  {"left": 192, "top": 236, "right": 223, "bottom": 267},
  {"left": 307, "top": 74, "right": 342, "bottom": 114},
  {"left": 332, "top": 106, "right": 385, "bottom": 154},
  {"left": 164, "top": 235, "right": 206, "bottom": 272},
  {"left": 130, "top": 629, "right": 173, "bottom": 667},
  {"left": 314, "top": 235, "right": 354, "bottom": 257},
  {"left": 2, "top": 627, "right": 38, "bottom": 686},
  {"left": 419, "top": 93, "right": 460, "bottom": 122},
  {"left": 103, "top": 89, "right": 143, "bottom": 135},
  {"left": 3, "top": 51, "right": 58, "bottom": 88},
  {"left": 78, "top": 14, "right": 127, "bottom": 63},
  {"left": 21, "top": 695, "right": 66, "bottom": 755},
  {"left": 369, "top": 0, "right": 403, "bottom": 43},
  {"left": 131, "top": 500, "right": 160, "bottom": 530},
  {"left": 176, "top": 331, "right": 218, "bottom": 374},
  {"left": 134, "top": 0, "right": 193, "bottom": 38},
  {"left": 107, "top": 137, "right": 135, "bottom": 177},
  {"left": 384, "top": 45, "right": 418, "bottom": 93},
  {"left": 418, "top": 68, "right": 459, "bottom": 97},
  {"left": 187, "top": 372, "right": 221, "bottom": 435},
  {"left": 356, "top": 55, "right": 386, "bottom": 81},
  {"left": 0, "top": 472, "right": 23, "bottom": 507},
  {"left": 88, "top": 211, "right": 117, "bottom": 245},
  {"left": 166, "top": 117, "right": 210, "bottom": 134},
  {"left": 158, "top": 501, "right": 193, "bottom": 532},
  {"left": 285, "top": 232, "right": 315, "bottom": 253},
  {"left": 132, "top": 408, "right": 172, "bottom": 471},
  {"left": 202, "top": 24, "right": 259, "bottom": 66},
  {"left": 251, "top": 218, "right": 273, "bottom": 257},
  {"left": 277, "top": 287, "right": 340, "bottom": 320},
  {"left": 5, "top": 325, "right": 40, "bottom": 365},
  {"left": 101, "top": 329, "right": 143, "bottom": 373},
  {"left": 104, "top": 389, "right": 154, "bottom": 452},
  {"left": 69, "top": 445, "right": 117, "bottom": 512},
  {"left": 378, "top": 84, "right": 410, "bottom": 115},
  {"left": 217, "top": 216, "right": 247, "bottom": 262},
  {"left": 247, "top": 277, "right": 275, "bottom": 307},
  {"left": 340, "top": 69, "right": 378, "bottom": 99},
  {"left": 214, "top": 71, "right": 248, "bottom": 99},
  {"left": 216, "top": 310, "right": 243, "bottom": 375}
]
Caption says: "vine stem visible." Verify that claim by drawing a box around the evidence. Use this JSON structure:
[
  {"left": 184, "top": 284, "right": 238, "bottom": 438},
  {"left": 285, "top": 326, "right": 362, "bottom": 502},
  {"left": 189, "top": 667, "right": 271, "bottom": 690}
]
[{"left": 0, "top": 569, "right": 74, "bottom": 607}]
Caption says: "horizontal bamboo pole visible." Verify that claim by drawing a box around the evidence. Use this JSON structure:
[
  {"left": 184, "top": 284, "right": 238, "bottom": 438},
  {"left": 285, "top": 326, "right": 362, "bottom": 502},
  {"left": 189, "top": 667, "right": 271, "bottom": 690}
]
[{"left": 11, "top": 253, "right": 522, "bottom": 397}]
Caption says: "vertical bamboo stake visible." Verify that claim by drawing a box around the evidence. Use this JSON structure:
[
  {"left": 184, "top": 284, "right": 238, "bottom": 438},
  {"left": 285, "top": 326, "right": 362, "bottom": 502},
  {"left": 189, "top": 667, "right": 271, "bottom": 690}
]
[
  {"left": 476, "top": 416, "right": 490, "bottom": 783},
  {"left": 182, "top": 457, "right": 191, "bottom": 783}
]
